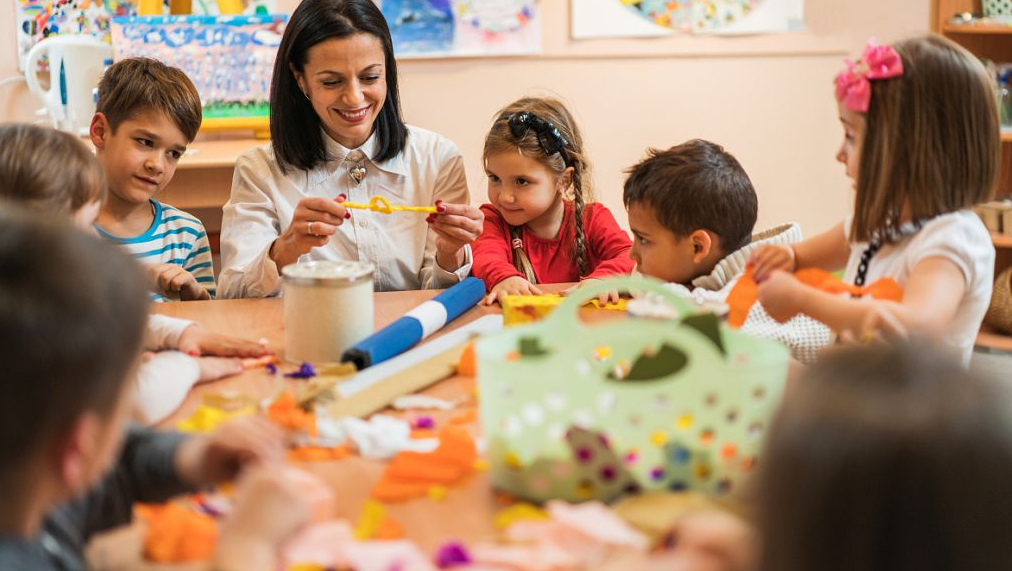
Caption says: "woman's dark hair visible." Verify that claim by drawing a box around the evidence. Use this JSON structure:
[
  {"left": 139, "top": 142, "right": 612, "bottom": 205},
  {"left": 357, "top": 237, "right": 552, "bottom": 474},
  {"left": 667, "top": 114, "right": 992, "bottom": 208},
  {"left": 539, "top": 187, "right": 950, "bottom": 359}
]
[
  {"left": 270, "top": 0, "right": 408, "bottom": 173},
  {"left": 756, "top": 340, "right": 1012, "bottom": 571}
]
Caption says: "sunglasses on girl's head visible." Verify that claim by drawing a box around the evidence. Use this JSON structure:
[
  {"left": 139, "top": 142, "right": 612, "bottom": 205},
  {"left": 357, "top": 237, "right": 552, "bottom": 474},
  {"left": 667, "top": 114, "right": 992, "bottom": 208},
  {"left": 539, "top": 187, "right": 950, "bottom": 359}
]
[{"left": 507, "top": 111, "right": 570, "bottom": 156}]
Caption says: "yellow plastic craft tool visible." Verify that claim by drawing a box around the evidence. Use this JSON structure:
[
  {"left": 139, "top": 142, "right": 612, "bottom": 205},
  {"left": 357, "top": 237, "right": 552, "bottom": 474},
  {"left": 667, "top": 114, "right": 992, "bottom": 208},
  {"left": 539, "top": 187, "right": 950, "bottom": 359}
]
[{"left": 342, "top": 195, "right": 437, "bottom": 214}]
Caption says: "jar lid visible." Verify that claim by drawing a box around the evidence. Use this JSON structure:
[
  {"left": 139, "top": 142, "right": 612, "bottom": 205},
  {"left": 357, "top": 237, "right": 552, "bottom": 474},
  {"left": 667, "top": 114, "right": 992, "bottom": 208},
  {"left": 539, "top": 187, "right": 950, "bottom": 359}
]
[{"left": 282, "top": 260, "right": 374, "bottom": 286}]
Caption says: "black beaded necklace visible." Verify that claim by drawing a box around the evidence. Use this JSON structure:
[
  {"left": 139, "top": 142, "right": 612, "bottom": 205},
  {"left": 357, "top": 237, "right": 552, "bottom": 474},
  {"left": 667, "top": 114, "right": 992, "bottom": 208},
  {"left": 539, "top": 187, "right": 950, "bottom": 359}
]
[{"left": 853, "top": 217, "right": 932, "bottom": 287}]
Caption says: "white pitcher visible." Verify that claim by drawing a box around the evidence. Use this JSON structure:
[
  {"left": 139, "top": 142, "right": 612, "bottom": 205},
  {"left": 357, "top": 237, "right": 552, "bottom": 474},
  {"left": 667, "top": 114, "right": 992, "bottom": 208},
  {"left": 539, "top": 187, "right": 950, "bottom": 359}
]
[{"left": 24, "top": 35, "right": 113, "bottom": 135}]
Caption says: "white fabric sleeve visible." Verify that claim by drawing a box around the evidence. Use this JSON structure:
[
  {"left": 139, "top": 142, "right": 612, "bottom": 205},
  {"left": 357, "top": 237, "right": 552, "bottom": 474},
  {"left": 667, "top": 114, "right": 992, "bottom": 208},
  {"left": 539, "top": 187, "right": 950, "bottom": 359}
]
[
  {"left": 134, "top": 351, "right": 200, "bottom": 425},
  {"left": 145, "top": 314, "right": 196, "bottom": 351},
  {"left": 422, "top": 143, "right": 473, "bottom": 289},
  {"left": 905, "top": 214, "right": 993, "bottom": 289},
  {"left": 219, "top": 150, "right": 286, "bottom": 299}
]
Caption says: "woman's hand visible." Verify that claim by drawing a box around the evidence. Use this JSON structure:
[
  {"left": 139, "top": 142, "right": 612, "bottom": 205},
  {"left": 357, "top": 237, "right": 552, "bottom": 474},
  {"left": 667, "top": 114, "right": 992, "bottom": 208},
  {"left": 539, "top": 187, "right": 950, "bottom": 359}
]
[
  {"left": 756, "top": 270, "right": 804, "bottom": 323},
  {"left": 427, "top": 201, "right": 484, "bottom": 271},
  {"left": 482, "top": 276, "right": 544, "bottom": 306},
  {"left": 749, "top": 244, "right": 797, "bottom": 283},
  {"left": 270, "top": 196, "right": 349, "bottom": 271}
]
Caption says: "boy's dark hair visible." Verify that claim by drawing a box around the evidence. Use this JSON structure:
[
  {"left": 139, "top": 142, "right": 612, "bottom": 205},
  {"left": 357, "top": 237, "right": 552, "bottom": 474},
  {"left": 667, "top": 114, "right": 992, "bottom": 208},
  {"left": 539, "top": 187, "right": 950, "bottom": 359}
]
[
  {"left": 623, "top": 139, "right": 757, "bottom": 254},
  {"left": 96, "top": 57, "right": 202, "bottom": 142},
  {"left": 757, "top": 341, "right": 1012, "bottom": 571},
  {"left": 0, "top": 208, "right": 148, "bottom": 474},
  {"left": 271, "top": 0, "right": 407, "bottom": 174}
]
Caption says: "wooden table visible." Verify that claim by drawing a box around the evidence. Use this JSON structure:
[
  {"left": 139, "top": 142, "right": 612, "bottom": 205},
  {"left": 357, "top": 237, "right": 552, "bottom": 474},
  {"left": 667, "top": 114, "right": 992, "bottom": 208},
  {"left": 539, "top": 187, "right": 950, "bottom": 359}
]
[{"left": 91, "top": 286, "right": 569, "bottom": 569}]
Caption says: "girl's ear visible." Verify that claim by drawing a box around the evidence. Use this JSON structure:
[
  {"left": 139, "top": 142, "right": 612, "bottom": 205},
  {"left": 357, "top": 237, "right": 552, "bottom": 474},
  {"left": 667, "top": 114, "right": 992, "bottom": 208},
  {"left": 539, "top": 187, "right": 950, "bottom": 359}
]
[{"left": 556, "top": 166, "right": 575, "bottom": 194}]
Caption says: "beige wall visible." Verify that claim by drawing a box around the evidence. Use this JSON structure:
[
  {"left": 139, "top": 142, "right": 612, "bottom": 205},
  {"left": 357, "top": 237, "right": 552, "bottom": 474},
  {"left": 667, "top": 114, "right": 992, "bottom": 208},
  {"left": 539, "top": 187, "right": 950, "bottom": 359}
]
[{"left": 0, "top": 0, "right": 930, "bottom": 237}]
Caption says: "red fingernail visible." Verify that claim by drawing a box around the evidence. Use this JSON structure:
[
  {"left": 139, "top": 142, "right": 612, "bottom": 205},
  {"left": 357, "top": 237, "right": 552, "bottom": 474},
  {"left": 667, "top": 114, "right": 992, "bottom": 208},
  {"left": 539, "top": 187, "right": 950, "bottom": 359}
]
[
  {"left": 435, "top": 200, "right": 446, "bottom": 213},
  {"left": 426, "top": 215, "right": 435, "bottom": 224},
  {"left": 187, "top": 349, "right": 199, "bottom": 357},
  {"left": 344, "top": 211, "right": 351, "bottom": 219},
  {"left": 337, "top": 194, "right": 347, "bottom": 202}
]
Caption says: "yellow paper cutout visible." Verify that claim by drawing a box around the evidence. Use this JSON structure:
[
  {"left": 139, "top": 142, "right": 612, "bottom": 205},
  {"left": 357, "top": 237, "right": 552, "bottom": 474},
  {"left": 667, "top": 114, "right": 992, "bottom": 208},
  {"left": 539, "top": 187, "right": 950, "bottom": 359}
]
[{"left": 342, "top": 195, "right": 437, "bottom": 214}]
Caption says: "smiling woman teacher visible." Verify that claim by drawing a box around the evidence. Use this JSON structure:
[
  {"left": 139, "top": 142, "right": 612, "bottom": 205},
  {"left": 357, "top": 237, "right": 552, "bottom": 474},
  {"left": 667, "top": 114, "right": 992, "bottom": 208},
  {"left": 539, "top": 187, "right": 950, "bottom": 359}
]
[{"left": 218, "top": 0, "right": 484, "bottom": 298}]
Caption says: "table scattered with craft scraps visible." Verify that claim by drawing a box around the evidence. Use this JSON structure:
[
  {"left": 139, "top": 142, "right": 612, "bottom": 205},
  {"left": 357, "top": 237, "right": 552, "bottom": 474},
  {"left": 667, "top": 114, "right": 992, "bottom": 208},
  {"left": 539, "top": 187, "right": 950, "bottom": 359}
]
[{"left": 88, "top": 285, "right": 592, "bottom": 569}]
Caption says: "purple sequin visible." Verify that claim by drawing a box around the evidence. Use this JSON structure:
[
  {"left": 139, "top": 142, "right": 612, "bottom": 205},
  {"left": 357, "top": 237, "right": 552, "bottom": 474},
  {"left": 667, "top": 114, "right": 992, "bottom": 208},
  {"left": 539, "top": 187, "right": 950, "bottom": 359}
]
[
  {"left": 576, "top": 447, "right": 593, "bottom": 463},
  {"left": 265, "top": 363, "right": 278, "bottom": 375},
  {"left": 284, "top": 362, "right": 317, "bottom": 379},
  {"left": 414, "top": 416, "right": 435, "bottom": 430}
]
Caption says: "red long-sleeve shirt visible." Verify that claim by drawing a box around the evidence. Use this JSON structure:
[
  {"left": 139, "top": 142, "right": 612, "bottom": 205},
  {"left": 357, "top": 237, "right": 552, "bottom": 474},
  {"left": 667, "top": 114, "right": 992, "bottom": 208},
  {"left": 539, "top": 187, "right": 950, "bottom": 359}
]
[{"left": 472, "top": 201, "right": 635, "bottom": 291}]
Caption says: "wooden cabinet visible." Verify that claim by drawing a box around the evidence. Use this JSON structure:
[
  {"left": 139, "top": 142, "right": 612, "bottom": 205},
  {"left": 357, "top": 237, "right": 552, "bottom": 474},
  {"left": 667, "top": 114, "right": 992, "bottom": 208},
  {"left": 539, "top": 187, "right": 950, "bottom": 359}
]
[{"left": 932, "top": 0, "right": 1012, "bottom": 350}]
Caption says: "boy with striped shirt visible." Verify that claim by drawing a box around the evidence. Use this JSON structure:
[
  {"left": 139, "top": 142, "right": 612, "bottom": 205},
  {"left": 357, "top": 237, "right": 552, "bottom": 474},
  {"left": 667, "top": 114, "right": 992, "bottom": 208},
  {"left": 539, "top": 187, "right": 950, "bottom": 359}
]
[{"left": 90, "top": 58, "right": 215, "bottom": 301}]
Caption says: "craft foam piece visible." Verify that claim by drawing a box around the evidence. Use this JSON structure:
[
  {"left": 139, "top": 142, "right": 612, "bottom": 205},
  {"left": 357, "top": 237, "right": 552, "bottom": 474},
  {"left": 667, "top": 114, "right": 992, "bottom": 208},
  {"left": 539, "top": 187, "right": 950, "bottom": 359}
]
[
  {"left": 343, "top": 277, "right": 486, "bottom": 369},
  {"left": 727, "top": 267, "right": 904, "bottom": 328},
  {"left": 371, "top": 426, "right": 479, "bottom": 502},
  {"left": 327, "top": 314, "right": 502, "bottom": 419},
  {"left": 140, "top": 502, "right": 218, "bottom": 563},
  {"left": 494, "top": 503, "right": 550, "bottom": 529},
  {"left": 267, "top": 392, "right": 317, "bottom": 436},
  {"left": 175, "top": 403, "right": 255, "bottom": 434},
  {"left": 501, "top": 294, "right": 627, "bottom": 327},
  {"left": 476, "top": 276, "right": 789, "bottom": 502}
]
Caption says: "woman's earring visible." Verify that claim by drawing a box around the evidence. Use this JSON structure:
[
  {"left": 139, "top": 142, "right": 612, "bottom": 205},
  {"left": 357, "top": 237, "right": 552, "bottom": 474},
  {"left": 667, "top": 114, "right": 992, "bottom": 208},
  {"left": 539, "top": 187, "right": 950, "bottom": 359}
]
[{"left": 302, "top": 89, "right": 311, "bottom": 101}]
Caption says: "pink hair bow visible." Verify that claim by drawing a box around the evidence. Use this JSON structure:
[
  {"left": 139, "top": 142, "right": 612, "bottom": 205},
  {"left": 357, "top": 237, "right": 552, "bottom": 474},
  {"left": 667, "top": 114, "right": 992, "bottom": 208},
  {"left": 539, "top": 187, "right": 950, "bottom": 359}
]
[{"left": 835, "top": 40, "right": 904, "bottom": 113}]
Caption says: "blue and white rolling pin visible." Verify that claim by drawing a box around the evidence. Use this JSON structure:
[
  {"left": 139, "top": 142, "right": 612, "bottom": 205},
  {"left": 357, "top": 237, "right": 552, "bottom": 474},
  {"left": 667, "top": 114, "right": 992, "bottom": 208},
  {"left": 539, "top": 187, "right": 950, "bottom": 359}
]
[{"left": 341, "top": 277, "right": 486, "bottom": 369}]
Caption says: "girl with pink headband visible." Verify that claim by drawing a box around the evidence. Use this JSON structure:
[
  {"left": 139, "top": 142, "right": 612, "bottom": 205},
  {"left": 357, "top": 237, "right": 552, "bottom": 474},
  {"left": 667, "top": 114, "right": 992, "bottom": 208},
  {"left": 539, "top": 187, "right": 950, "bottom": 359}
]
[{"left": 749, "top": 35, "right": 998, "bottom": 365}]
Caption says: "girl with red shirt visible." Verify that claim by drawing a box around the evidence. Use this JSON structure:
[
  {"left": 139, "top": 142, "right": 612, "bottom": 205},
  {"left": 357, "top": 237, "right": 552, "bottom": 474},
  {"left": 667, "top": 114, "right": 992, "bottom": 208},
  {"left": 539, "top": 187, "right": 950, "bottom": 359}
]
[{"left": 474, "top": 97, "right": 634, "bottom": 305}]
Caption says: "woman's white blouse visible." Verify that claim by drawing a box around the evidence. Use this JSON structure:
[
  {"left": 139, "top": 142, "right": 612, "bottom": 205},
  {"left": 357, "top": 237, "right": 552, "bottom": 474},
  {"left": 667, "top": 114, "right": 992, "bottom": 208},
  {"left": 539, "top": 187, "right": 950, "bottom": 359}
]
[{"left": 219, "top": 125, "right": 473, "bottom": 298}]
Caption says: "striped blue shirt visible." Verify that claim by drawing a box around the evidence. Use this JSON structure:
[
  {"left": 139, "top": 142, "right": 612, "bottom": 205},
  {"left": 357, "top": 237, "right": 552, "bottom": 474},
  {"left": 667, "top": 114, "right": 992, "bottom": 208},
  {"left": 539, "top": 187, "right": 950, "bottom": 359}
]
[{"left": 96, "top": 199, "right": 216, "bottom": 302}]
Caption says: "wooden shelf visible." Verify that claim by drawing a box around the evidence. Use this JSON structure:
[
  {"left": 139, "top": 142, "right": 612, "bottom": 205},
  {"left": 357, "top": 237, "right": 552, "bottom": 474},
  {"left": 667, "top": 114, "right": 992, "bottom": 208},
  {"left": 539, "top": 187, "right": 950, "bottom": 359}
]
[
  {"left": 993, "top": 232, "right": 1012, "bottom": 248},
  {"left": 942, "top": 23, "right": 1012, "bottom": 35},
  {"left": 977, "top": 324, "right": 1012, "bottom": 352},
  {"left": 177, "top": 137, "right": 266, "bottom": 170}
]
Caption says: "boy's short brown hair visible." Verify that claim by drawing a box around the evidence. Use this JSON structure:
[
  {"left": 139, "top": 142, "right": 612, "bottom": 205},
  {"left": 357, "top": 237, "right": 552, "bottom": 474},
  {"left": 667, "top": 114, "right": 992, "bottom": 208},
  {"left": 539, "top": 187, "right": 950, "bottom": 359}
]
[
  {"left": 623, "top": 139, "right": 758, "bottom": 254},
  {"left": 0, "top": 208, "right": 148, "bottom": 475},
  {"left": 96, "top": 57, "right": 202, "bottom": 142}
]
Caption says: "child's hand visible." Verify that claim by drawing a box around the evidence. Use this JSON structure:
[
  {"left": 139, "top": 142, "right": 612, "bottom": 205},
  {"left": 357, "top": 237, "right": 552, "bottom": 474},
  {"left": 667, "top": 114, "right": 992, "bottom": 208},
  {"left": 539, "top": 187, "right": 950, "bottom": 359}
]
[
  {"left": 838, "top": 304, "right": 909, "bottom": 345},
  {"left": 427, "top": 201, "right": 484, "bottom": 271},
  {"left": 756, "top": 270, "right": 803, "bottom": 323},
  {"left": 175, "top": 416, "right": 285, "bottom": 486},
  {"left": 483, "top": 276, "right": 544, "bottom": 305},
  {"left": 196, "top": 356, "right": 244, "bottom": 383},
  {"left": 214, "top": 466, "right": 311, "bottom": 571},
  {"left": 177, "top": 324, "right": 271, "bottom": 358},
  {"left": 560, "top": 280, "right": 622, "bottom": 305},
  {"left": 147, "top": 263, "right": 210, "bottom": 301},
  {"left": 749, "top": 244, "right": 797, "bottom": 283}
]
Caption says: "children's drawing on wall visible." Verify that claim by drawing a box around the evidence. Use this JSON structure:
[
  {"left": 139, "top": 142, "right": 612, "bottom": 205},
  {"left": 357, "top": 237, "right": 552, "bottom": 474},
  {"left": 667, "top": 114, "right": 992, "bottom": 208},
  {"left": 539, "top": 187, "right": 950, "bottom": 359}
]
[
  {"left": 379, "top": 0, "right": 541, "bottom": 58},
  {"left": 571, "top": 0, "right": 804, "bottom": 40},
  {"left": 14, "top": 0, "right": 275, "bottom": 70},
  {"left": 111, "top": 14, "right": 285, "bottom": 121}
]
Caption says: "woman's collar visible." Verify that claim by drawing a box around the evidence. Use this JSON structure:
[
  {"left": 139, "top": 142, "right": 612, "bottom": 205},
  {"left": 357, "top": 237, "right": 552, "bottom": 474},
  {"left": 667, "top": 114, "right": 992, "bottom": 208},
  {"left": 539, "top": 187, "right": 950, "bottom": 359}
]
[{"left": 321, "top": 127, "right": 407, "bottom": 177}]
